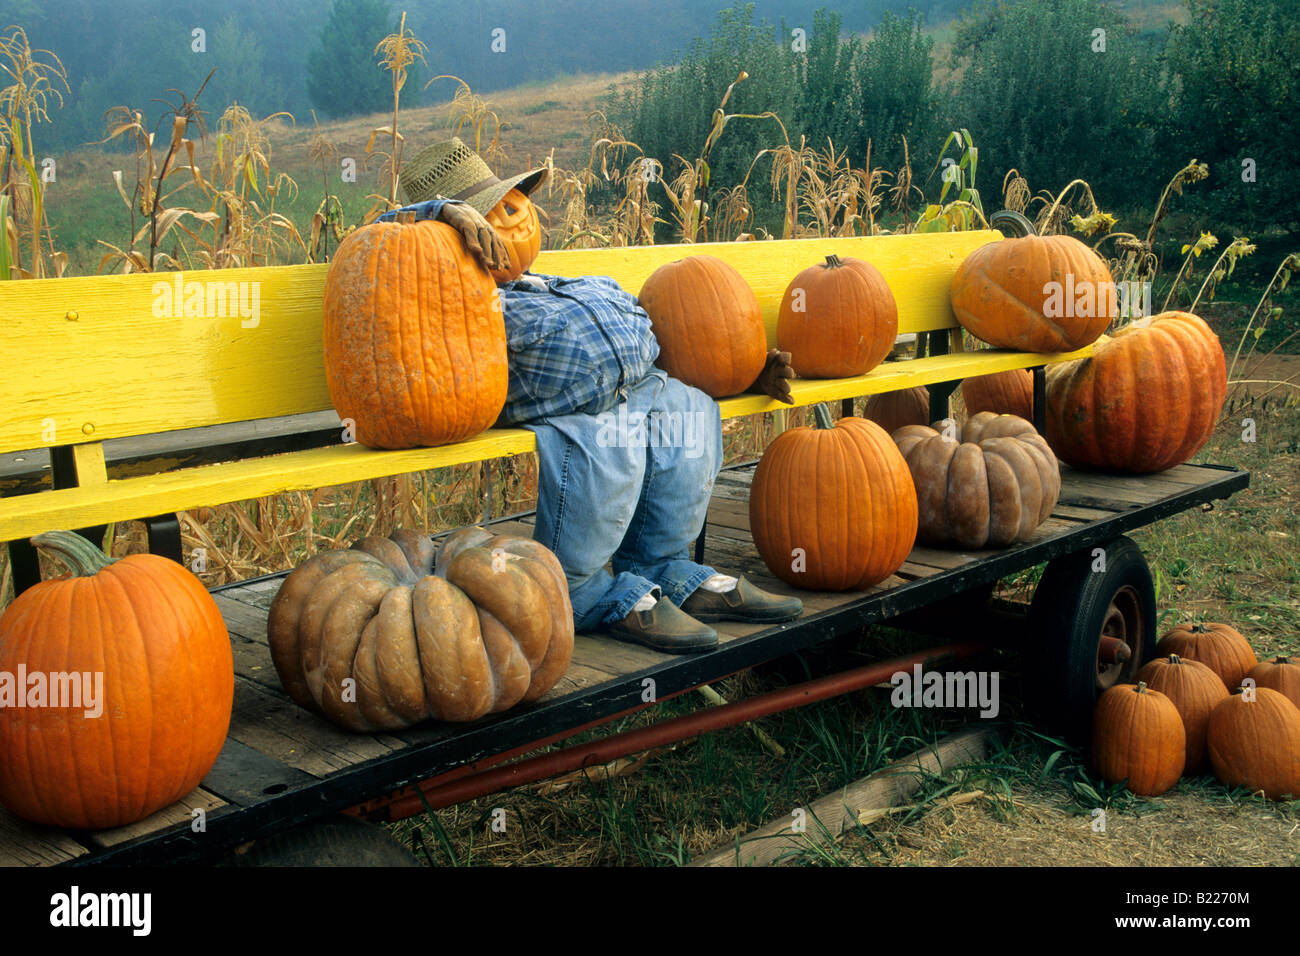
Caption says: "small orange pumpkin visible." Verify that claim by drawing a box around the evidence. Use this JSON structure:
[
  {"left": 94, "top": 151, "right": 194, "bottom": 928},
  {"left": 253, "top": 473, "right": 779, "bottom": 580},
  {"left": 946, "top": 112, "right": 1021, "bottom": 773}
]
[
  {"left": 1091, "top": 681, "right": 1186, "bottom": 796},
  {"left": 1136, "top": 654, "right": 1229, "bottom": 774},
  {"left": 950, "top": 234, "right": 1116, "bottom": 352},
  {"left": 638, "top": 255, "right": 768, "bottom": 398},
  {"left": 1207, "top": 687, "right": 1300, "bottom": 800},
  {"left": 777, "top": 254, "right": 898, "bottom": 378},
  {"left": 749, "top": 404, "right": 917, "bottom": 591},
  {"left": 961, "top": 368, "right": 1034, "bottom": 420},
  {"left": 486, "top": 188, "right": 541, "bottom": 282},
  {"left": 1155, "top": 622, "right": 1257, "bottom": 692},
  {"left": 0, "top": 531, "right": 234, "bottom": 829},
  {"left": 1247, "top": 656, "right": 1300, "bottom": 711},
  {"left": 864, "top": 386, "right": 930, "bottom": 435}
]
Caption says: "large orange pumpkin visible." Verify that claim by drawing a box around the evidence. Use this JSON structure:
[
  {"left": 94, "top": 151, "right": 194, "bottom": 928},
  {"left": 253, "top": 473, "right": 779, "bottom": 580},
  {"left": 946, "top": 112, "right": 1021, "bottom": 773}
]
[
  {"left": 1154, "top": 621, "right": 1257, "bottom": 692},
  {"left": 485, "top": 188, "right": 541, "bottom": 282},
  {"left": 1247, "top": 657, "right": 1300, "bottom": 711},
  {"left": 962, "top": 368, "right": 1033, "bottom": 420},
  {"left": 1045, "top": 311, "right": 1226, "bottom": 473},
  {"left": 323, "top": 215, "right": 506, "bottom": 449},
  {"left": 268, "top": 527, "right": 573, "bottom": 730},
  {"left": 777, "top": 254, "right": 898, "bottom": 378},
  {"left": 1136, "top": 654, "right": 1229, "bottom": 774},
  {"left": 749, "top": 404, "right": 917, "bottom": 590},
  {"left": 637, "top": 255, "right": 767, "bottom": 398},
  {"left": 0, "top": 531, "right": 234, "bottom": 829},
  {"left": 1207, "top": 688, "right": 1300, "bottom": 800},
  {"left": 950, "top": 234, "right": 1116, "bottom": 352},
  {"left": 1091, "top": 681, "right": 1186, "bottom": 796}
]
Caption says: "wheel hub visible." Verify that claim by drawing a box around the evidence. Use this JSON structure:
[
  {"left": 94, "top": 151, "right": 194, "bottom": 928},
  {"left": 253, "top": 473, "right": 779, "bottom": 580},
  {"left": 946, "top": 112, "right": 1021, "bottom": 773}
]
[{"left": 1096, "top": 584, "right": 1143, "bottom": 691}]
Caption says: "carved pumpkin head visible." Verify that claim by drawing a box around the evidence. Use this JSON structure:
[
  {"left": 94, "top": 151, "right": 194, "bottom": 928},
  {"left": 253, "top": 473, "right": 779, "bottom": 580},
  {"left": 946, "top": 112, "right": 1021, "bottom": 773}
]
[{"left": 486, "top": 188, "right": 541, "bottom": 281}]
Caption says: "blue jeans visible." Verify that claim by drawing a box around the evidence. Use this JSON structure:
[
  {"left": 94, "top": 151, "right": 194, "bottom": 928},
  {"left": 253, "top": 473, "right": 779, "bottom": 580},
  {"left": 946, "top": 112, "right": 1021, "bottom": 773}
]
[{"left": 524, "top": 369, "right": 723, "bottom": 631}]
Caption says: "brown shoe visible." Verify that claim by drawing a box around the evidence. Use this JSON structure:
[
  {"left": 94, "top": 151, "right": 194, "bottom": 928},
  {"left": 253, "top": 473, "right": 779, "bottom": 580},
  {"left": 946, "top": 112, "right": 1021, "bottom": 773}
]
[
  {"left": 606, "top": 598, "right": 718, "bottom": 654},
  {"left": 680, "top": 575, "right": 803, "bottom": 624}
]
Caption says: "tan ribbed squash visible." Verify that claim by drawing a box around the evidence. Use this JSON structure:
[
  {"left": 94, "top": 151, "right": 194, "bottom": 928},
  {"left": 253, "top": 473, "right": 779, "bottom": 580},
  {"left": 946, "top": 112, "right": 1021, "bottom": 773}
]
[
  {"left": 1207, "top": 688, "right": 1300, "bottom": 800},
  {"left": 1136, "top": 654, "right": 1229, "bottom": 774},
  {"left": 777, "top": 254, "right": 898, "bottom": 378},
  {"left": 1091, "top": 682, "right": 1186, "bottom": 796},
  {"left": 323, "top": 217, "right": 506, "bottom": 449},
  {"left": 637, "top": 254, "right": 767, "bottom": 398},
  {"left": 864, "top": 386, "right": 930, "bottom": 435},
  {"left": 961, "top": 368, "right": 1033, "bottom": 420},
  {"left": 892, "top": 412, "right": 1060, "bottom": 549},
  {"left": 749, "top": 404, "right": 917, "bottom": 591},
  {"left": 1045, "top": 311, "right": 1226, "bottom": 473},
  {"left": 950, "top": 234, "right": 1115, "bottom": 351},
  {"left": 268, "top": 527, "right": 573, "bottom": 730}
]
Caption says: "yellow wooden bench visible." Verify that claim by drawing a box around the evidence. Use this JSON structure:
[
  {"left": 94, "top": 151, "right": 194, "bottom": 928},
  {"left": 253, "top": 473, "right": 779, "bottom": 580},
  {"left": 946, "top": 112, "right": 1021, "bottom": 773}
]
[{"left": 0, "top": 228, "right": 1092, "bottom": 588}]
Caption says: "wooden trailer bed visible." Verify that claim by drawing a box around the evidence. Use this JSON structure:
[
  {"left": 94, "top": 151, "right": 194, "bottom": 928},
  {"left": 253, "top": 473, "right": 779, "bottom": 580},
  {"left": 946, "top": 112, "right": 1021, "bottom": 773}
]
[{"left": 0, "top": 458, "right": 1247, "bottom": 866}]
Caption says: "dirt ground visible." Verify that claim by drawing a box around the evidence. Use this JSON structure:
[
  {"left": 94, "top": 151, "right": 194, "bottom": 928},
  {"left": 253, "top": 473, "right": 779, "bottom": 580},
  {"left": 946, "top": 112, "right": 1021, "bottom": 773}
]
[{"left": 855, "top": 785, "right": 1300, "bottom": 867}]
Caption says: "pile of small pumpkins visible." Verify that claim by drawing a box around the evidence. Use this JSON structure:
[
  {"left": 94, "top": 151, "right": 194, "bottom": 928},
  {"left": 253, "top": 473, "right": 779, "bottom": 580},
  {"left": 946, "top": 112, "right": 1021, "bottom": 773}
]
[{"left": 1093, "top": 623, "right": 1300, "bottom": 801}]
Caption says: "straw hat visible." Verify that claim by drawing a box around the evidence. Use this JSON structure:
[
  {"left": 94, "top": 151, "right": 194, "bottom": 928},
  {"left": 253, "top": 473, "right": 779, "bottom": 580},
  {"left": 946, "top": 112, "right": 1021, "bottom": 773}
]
[{"left": 399, "top": 138, "right": 548, "bottom": 214}]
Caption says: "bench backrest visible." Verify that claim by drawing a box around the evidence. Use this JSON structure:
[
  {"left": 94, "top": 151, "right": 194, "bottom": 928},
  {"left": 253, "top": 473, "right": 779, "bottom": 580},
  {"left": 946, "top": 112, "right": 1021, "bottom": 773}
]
[{"left": 0, "top": 230, "right": 999, "bottom": 455}]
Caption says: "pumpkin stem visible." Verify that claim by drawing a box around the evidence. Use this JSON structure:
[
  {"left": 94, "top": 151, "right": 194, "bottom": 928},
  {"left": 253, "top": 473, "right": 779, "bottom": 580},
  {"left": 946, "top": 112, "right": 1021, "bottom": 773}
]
[
  {"left": 824, "top": 254, "right": 842, "bottom": 268},
  {"left": 1168, "top": 654, "right": 1181, "bottom": 664},
  {"left": 31, "top": 530, "right": 115, "bottom": 577},
  {"left": 813, "top": 403, "right": 835, "bottom": 430},
  {"left": 1135, "top": 681, "right": 1148, "bottom": 693},
  {"left": 1277, "top": 656, "right": 1290, "bottom": 665},
  {"left": 396, "top": 210, "right": 416, "bottom": 225}
]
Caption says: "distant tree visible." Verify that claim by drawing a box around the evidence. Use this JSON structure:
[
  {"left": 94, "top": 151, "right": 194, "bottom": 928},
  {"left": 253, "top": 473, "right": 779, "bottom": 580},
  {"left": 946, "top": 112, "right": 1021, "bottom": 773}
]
[
  {"left": 949, "top": 0, "right": 1164, "bottom": 210},
  {"left": 853, "top": 10, "right": 938, "bottom": 173},
  {"left": 1168, "top": 0, "right": 1300, "bottom": 236},
  {"left": 307, "top": 0, "right": 396, "bottom": 119}
]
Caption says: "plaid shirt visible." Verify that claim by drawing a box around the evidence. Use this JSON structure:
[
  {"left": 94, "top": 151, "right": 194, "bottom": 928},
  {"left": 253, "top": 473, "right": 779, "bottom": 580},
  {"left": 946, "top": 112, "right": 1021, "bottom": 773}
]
[{"left": 378, "top": 199, "right": 659, "bottom": 423}]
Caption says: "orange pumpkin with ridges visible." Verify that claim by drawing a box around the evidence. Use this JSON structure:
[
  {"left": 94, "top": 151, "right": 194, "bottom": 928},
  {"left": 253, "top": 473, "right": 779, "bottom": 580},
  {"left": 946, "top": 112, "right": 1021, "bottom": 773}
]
[
  {"left": 323, "top": 216, "right": 506, "bottom": 449},
  {"left": 864, "top": 386, "right": 929, "bottom": 435},
  {"left": 1136, "top": 654, "right": 1229, "bottom": 774},
  {"left": 749, "top": 404, "right": 917, "bottom": 590},
  {"left": 486, "top": 188, "right": 541, "bottom": 282},
  {"left": 0, "top": 531, "right": 234, "bottom": 829},
  {"left": 1154, "top": 621, "right": 1257, "bottom": 692},
  {"left": 777, "top": 254, "right": 898, "bottom": 378},
  {"left": 1207, "top": 687, "right": 1300, "bottom": 800},
  {"left": 637, "top": 255, "right": 767, "bottom": 398},
  {"left": 950, "top": 234, "right": 1115, "bottom": 352},
  {"left": 1091, "top": 681, "right": 1185, "bottom": 796},
  {"left": 962, "top": 367, "right": 1034, "bottom": 420},
  {"left": 1045, "top": 311, "right": 1226, "bottom": 473},
  {"left": 1247, "top": 657, "right": 1300, "bottom": 711}
]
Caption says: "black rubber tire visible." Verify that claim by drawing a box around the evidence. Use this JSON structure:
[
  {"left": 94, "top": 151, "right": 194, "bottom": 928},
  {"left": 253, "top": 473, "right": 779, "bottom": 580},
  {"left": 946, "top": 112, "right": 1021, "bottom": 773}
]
[
  {"left": 1025, "top": 535, "right": 1156, "bottom": 746},
  {"left": 222, "top": 815, "right": 421, "bottom": 867}
]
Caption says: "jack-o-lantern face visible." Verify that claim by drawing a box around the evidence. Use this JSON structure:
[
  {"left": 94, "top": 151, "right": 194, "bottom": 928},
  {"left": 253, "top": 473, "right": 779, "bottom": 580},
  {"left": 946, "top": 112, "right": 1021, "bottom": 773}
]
[{"left": 486, "top": 188, "right": 541, "bottom": 281}]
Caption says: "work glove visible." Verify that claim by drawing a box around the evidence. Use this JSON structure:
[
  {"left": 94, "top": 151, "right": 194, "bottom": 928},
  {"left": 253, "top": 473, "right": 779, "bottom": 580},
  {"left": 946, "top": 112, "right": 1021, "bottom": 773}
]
[
  {"left": 438, "top": 202, "right": 511, "bottom": 276},
  {"left": 751, "top": 348, "right": 795, "bottom": 405}
]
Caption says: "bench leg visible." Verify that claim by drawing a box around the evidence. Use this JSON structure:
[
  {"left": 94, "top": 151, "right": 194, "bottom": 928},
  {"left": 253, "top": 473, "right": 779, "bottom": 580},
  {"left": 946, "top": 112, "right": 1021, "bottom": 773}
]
[
  {"left": 145, "top": 514, "right": 184, "bottom": 565},
  {"left": 1032, "top": 365, "right": 1047, "bottom": 435},
  {"left": 694, "top": 515, "right": 707, "bottom": 565}
]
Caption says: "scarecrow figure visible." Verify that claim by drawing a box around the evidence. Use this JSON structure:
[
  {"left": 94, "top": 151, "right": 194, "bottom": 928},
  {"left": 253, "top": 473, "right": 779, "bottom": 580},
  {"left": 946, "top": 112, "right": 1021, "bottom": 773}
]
[{"left": 380, "top": 139, "right": 801, "bottom": 653}]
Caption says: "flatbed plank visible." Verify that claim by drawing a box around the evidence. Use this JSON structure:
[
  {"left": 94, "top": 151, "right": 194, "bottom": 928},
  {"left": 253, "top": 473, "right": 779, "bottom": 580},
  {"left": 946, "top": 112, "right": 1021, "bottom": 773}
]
[
  {"left": 0, "top": 810, "right": 89, "bottom": 866},
  {"left": 88, "top": 787, "right": 226, "bottom": 849},
  {"left": 225, "top": 676, "right": 404, "bottom": 778}
]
